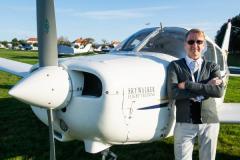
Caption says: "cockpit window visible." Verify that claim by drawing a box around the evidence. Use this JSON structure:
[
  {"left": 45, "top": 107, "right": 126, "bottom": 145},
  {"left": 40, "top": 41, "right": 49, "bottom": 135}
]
[
  {"left": 139, "top": 28, "right": 186, "bottom": 58},
  {"left": 119, "top": 28, "right": 156, "bottom": 51},
  {"left": 203, "top": 41, "right": 215, "bottom": 62},
  {"left": 215, "top": 47, "right": 224, "bottom": 71}
]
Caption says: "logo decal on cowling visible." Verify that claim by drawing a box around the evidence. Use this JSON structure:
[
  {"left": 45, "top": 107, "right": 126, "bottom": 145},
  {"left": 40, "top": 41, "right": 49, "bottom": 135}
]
[{"left": 127, "top": 86, "right": 155, "bottom": 99}]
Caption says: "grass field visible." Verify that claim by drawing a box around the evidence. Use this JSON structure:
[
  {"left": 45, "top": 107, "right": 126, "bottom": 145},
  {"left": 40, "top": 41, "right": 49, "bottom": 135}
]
[{"left": 0, "top": 49, "right": 240, "bottom": 160}]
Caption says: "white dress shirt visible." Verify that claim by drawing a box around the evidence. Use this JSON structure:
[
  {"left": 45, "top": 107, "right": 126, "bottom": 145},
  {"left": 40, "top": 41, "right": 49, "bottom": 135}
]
[{"left": 185, "top": 56, "right": 204, "bottom": 102}]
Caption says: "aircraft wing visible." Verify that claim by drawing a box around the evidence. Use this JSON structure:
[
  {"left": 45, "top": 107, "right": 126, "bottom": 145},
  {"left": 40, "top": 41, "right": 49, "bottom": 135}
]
[
  {"left": 0, "top": 58, "right": 32, "bottom": 78},
  {"left": 218, "top": 103, "right": 240, "bottom": 123}
]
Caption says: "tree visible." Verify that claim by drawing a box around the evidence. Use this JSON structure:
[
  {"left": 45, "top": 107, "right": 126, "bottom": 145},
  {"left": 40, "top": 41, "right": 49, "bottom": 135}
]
[
  {"left": 74, "top": 45, "right": 79, "bottom": 49},
  {"left": 58, "top": 36, "right": 71, "bottom": 46},
  {"left": 1, "top": 41, "right": 8, "bottom": 47},
  {"left": 101, "top": 39, "right": 108, "bottom": 45},
  {"left": 11, "top": 38, "right": 19, "bottom": 48},
  {"left": 33, "top": 43, "right": 38, "bottom": 47},
  {"left": 85, "top": 37, "right": 95, "bottom": 44},
  {"left": 215, "top": 14, "right": 240, "bottom": 53},
  {"left": 18, "top": 39, "right": 27, "bottom": 46}
]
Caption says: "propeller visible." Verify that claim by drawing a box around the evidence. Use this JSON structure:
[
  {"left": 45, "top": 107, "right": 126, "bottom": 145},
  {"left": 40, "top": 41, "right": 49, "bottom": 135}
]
[{"left": 9, "top": 0, "right": 71, "bottom": 159}]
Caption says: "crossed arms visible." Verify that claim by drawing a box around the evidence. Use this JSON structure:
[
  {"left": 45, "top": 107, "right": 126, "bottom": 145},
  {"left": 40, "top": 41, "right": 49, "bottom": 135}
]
[{"left": 167, "top": 61, "right": 224, "bottom": 100}]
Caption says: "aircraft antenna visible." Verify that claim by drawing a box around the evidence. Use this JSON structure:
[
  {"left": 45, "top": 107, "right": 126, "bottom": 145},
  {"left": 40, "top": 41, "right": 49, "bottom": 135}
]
[{"left": 160, "top": 22, "right": 163, "bottom": 31}]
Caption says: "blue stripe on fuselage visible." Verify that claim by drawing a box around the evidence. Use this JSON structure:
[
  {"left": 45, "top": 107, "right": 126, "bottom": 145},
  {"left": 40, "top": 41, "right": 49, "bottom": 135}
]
[{"left": 138, "top": 102, "right": 169, "bottom": 110}]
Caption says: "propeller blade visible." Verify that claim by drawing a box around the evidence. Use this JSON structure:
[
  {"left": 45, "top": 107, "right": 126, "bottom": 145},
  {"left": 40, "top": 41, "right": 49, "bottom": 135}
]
[
  {"left": 48, "top": 109, "right": 56, "bottom": 160},
  {"left": 37, "top": 0, "right": 58, "bottom": 67}
]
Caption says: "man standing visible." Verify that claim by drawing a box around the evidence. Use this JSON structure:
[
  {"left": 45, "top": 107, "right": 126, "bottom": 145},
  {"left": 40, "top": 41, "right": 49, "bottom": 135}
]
[{"left": 167, "top": 29, "right": 224, "bottom": 160}]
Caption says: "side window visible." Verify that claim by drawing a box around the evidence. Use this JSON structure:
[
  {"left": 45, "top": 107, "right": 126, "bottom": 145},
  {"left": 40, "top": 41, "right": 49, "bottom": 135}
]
[
  {"left": 203, "top": 41, "right": 215, "bottom": 62},
  {"left": 215, "top": 47, "right": 224, "bottom": 71}
]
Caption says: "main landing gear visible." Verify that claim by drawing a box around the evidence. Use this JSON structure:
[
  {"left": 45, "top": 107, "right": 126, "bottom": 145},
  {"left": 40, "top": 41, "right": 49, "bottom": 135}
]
[{"left": 101, "top": 149, "right": 117, "bottom": 160}]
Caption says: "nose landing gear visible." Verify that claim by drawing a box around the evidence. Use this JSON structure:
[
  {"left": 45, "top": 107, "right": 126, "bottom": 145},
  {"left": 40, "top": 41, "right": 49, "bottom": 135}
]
[{"left": 101, "top": 149, "right": 117, "bottom": 160}]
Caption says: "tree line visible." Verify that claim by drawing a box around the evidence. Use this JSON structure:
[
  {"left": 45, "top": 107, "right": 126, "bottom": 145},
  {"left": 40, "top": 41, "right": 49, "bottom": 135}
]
[{"left": 0, "top": 36, "right": 112, "bottom": 49}]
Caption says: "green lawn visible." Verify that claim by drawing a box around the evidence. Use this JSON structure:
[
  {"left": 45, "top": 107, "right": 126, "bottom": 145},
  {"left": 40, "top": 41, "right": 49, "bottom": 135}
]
[
  {"left": 0, "top": 49, "right": 38, "bottom": 64},
  {"left": 0, "top": 49, "right": 240, "bottom": 160},
  {"left": 224, "top": 76, "right": 240, "bottom": 102}
]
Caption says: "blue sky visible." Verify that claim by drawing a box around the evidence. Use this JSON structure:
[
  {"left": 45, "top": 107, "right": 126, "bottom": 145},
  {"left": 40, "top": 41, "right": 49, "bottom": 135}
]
[{"left": 0, "top": 0, "right": 239, "bottom": 43}]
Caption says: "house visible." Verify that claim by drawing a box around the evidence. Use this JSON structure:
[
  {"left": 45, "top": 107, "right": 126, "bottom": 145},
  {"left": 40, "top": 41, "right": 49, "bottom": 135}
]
[
  {"left": 0, "top": 43, "right": 6, "bottom": 49},
  {"left": 111, "top": 40, "right": 120, "bottom": 48},
  {"left": 26, "top": 38, "right": 38, "bottom": 45},
  {"left": 6, "top": 43, "right": 12, "bottom": 49},
  {"left": 72, "top": 38, "right": 88, "bottom": 48}
]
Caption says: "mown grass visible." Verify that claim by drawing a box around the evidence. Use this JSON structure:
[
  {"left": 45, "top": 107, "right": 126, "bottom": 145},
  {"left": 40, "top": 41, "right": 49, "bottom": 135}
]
[
  {"left": 0, "top": 49, "right": 240, "bottom": 160},
  {"left": 224, "top": 76, "right": 240, "bottom": 102},
  {"left": 0, "top": 49, "right": 38, "bottom": 64}
]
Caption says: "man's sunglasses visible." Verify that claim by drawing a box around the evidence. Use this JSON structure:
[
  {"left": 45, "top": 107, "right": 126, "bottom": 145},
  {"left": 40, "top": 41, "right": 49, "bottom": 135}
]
[{"left": 187, "top": 40, "right": 204, "bottom": 45}]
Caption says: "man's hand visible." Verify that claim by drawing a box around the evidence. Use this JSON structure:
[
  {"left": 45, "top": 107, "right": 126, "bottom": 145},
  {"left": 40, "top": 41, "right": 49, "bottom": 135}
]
[
  {"left": 178, "top": 81, "right": 186, "bottom": 89},
  {"left": 207, "top": 77, "right": 222, "bottom": 85}
]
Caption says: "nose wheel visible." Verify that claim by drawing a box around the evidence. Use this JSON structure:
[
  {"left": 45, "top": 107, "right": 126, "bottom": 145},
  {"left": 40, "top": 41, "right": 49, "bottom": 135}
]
[{"left": 101, "top": 149, "right": 117, "bottom": 160}]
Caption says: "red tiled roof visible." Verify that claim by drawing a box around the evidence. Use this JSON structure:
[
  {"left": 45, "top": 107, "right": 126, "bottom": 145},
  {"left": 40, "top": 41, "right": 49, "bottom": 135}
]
[
  {"left": 27, "top": 38, "right": 38, "bottom": 42},
  {"left": 73, "top": 38, "right": 88, "bottom": 45}
]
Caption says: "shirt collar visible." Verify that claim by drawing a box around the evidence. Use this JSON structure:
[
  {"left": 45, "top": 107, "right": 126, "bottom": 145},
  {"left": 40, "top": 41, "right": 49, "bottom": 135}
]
[{"left": 185, "top": 55, "right": 203, "bottom": 66}]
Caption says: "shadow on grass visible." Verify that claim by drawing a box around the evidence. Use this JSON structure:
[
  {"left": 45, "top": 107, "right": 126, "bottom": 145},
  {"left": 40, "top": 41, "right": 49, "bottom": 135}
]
[
  {"left": 0, "top": 84, "right": 14, "bottom": 89},
  {"left": 0, "top": 98, "right": 100, "bottom": 160},
  {"left": 216, "top": 153, "right": 240, "bottom": 160},
  {"left": 12, "top": 55, "right": 38, "bottom": 60},
  {"left": 58, "top": 52, "right": 97, "bottom": 58}
]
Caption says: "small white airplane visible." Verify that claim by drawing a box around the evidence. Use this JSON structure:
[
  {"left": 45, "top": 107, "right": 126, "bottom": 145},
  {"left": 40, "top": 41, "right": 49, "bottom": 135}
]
[
  {"left": 93, "top": 45, "right": 103, "bottom": 52},
  {"left": 0, "top": 0, "right": 239, "bottom": 160},
  {"left": 58, "top": 43, "right": 92, "bottom": 56}
]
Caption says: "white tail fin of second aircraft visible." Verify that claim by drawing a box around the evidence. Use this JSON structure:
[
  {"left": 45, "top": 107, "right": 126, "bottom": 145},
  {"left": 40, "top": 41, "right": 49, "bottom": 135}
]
[{"left": 221, "top": 20, "right": 232, "bottom": 52}]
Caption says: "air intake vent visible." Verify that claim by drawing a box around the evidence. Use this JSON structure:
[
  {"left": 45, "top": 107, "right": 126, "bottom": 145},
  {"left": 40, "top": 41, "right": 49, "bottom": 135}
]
[{"left": 82, "top": 72, "right": 102, "bottom": 97}]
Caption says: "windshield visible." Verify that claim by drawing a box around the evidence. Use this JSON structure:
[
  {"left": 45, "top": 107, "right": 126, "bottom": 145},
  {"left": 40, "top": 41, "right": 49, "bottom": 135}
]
[
  {"left": 119, "top": 28, "right": 157, "bottom": 51},
  {"left": 139, "top": 27, "right": 187, "bottom": 58}
]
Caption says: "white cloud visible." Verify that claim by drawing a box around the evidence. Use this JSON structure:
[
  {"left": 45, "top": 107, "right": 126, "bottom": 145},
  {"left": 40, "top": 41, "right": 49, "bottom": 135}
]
[{"left": 74, "top": 6, "right": 176, "bottom": 20}]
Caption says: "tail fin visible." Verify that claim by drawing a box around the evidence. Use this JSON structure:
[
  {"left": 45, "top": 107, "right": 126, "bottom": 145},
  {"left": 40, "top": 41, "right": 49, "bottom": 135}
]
[{"left": 221, "top": 20, "right": 232, "bottom": 51}]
